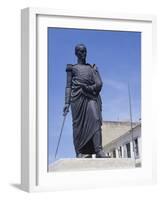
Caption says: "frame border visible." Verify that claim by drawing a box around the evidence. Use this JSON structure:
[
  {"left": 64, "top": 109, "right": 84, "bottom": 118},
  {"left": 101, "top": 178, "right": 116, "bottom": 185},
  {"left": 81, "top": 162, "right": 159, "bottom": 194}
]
[{"left": 21, "top": 7, "right": 156, "bottom": 192}]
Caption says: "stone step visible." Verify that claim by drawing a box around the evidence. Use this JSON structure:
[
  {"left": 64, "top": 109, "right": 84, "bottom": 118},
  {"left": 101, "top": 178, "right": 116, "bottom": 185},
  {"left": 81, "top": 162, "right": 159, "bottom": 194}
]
[{"left": 48, "top": 158, "right": 136, "bottom": 172}]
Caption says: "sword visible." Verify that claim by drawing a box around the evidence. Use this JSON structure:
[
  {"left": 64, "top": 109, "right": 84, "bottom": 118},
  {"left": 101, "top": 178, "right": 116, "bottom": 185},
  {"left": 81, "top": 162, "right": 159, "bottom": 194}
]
[{"left": 54, "top": 114, "right": 67, "bottom": 158}]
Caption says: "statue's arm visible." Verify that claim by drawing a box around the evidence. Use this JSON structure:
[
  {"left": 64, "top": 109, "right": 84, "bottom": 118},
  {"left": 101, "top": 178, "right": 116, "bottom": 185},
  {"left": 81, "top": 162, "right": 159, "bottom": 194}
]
[
  {"left": 82, "top": 65, "right": 102, "bottom": 95},
  {"left": 93, "top": 64, "right": 103, "bottom": 93},
  {"left": 63, "top": 64, "right": 72, "bottom": 116}
]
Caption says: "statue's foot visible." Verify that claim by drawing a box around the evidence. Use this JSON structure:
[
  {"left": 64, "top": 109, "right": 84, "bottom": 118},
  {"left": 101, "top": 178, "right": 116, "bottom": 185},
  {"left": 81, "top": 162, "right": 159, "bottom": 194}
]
[
  {"left": 84, "top": 154, "right": 92, "bottom": 158},
  {"left": 96, "top": 150, "right": 110, "bottom": 158},
  {"left": 76, "top": 153, "right": 92, "bottom": 158},
  {"left": 76, "top": 153, "right": 83, "bottom": 158}
]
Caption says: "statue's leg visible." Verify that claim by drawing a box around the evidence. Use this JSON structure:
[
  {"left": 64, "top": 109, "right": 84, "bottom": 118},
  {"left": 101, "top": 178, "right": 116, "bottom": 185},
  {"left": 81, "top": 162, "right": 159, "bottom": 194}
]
[
  {"left": 93, "top": 129, "right": 109, "bottom": 158},
  {"left": 76, "top": 140, "right": 93, "bottom": 158},
  {"left": 92, "top": 129, "right": 102, "bottom": 153}
]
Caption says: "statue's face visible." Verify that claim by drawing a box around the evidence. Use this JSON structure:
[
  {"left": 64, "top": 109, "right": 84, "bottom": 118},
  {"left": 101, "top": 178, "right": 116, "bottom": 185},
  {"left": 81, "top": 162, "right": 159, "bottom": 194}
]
[{"left": 75, "top": 46, "right": 87, "bottom": 60}]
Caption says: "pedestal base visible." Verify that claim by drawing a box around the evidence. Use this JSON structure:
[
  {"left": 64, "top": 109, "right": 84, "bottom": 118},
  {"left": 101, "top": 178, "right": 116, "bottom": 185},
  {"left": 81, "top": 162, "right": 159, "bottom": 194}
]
[{"left": 48, "top": 158, "right": 136, "bottom": 172}]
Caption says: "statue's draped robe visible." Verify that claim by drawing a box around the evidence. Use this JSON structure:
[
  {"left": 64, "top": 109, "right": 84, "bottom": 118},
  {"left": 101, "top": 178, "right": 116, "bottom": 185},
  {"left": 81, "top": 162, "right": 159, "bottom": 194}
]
[{"left": 66, "top": 64, "right": 103, "bottom": 154}]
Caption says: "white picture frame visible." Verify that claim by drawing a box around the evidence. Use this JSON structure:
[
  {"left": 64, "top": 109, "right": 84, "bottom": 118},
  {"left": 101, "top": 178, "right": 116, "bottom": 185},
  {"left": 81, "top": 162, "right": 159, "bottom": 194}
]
[{"left": 21, "top": 7, "right": 157, "bottom": 192}]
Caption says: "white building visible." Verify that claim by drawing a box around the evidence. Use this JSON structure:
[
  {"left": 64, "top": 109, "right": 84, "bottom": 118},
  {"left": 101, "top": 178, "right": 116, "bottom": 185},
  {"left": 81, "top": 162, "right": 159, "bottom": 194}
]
[{"left": 102, "top": 121, "right": 141, "bottom": 160}]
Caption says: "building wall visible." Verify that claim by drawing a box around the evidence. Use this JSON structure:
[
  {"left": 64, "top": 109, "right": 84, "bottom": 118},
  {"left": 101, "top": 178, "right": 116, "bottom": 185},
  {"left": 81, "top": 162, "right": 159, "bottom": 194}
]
[
  {"left": 102, "top": 121, "right": 138, "bottom": 146},
  {"left": 102, "top": 122, "right": 141, "bottom": 159}
]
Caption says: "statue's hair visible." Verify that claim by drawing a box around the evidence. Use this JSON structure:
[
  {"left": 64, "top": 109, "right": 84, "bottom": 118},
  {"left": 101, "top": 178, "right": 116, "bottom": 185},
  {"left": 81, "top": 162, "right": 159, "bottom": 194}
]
[{"left": 75, "top": 43, "right": 87, "bottom": 54}]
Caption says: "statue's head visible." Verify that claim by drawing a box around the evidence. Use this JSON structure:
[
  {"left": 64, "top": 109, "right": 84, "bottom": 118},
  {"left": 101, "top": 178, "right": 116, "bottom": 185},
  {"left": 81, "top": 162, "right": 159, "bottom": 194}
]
[{"left": 75, "top": 44, "right": 87, "bottom": 60}]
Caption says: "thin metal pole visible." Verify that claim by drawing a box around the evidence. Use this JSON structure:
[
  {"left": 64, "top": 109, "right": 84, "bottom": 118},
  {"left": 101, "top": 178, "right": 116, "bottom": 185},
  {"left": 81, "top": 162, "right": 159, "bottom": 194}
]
[
  {"left": 55, "top": 115, "right": 67, "bottom": 158},
  {"left": 128, "top": 83, "right": 136, "bottom": 160}
]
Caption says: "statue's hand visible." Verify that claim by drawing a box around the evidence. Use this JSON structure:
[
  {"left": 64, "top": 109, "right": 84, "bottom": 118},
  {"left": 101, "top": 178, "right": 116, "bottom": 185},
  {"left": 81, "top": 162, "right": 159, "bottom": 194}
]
[
  {"left": 80, "top": 82, "right": 97, "bottom": 95},
  {"left": 79, "top": 82, "right": 87, "bottom": 90},
  {"left": 63, "top": 104, "right": 70, "bottom": 116}
]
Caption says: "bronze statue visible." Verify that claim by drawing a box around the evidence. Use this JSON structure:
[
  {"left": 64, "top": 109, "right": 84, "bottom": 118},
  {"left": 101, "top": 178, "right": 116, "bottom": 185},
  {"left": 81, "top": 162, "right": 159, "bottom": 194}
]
[{"left": 63, "top": 44, "right": 108, "bottom": 158}]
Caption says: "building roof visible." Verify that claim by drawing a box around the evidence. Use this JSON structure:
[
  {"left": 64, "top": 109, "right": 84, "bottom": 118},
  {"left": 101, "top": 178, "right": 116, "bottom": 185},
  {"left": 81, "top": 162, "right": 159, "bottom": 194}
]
[{"left": 102, "top": 121, "right": 139, "bottom": 146}]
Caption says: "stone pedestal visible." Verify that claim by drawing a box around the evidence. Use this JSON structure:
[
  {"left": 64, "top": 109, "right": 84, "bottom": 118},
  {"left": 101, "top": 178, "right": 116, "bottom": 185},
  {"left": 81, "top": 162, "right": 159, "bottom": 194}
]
[{"left": 48, "top": 158, "right": 136, "bottom": 172}]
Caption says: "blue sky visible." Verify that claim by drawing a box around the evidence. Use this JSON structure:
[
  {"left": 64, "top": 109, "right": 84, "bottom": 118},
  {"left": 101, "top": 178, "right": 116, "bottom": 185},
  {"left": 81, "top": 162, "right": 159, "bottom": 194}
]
[{"left": 48, "top": 28, "right": 141, "bottom": 164}]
